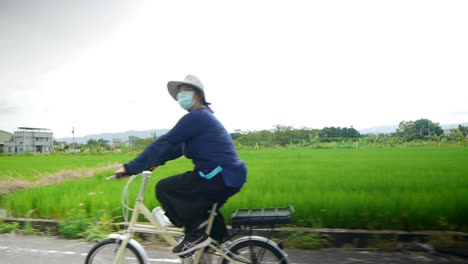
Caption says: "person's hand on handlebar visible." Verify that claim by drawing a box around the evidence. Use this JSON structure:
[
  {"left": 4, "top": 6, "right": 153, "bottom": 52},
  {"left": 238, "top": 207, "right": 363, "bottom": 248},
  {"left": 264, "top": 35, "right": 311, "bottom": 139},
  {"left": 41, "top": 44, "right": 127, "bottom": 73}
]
[{"left": 114, "top": 166, "right": 129, "bottom": 179}]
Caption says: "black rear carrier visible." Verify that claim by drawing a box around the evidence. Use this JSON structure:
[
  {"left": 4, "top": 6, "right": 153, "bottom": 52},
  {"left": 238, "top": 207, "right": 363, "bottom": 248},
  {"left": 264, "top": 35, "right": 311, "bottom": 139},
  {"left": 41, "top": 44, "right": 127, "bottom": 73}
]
[{"left": 231, "top": 205, "right": 294, "bottom": 227}]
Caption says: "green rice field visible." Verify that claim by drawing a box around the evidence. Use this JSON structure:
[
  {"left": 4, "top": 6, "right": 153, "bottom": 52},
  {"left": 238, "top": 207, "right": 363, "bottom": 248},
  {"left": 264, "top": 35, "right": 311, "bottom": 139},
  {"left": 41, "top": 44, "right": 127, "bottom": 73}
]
[
  {"left": 1, "top": 147, "right": 467, "bottom": 231},
  {"left": 0, "top": 154, "right": 135, "bottom": 182}
]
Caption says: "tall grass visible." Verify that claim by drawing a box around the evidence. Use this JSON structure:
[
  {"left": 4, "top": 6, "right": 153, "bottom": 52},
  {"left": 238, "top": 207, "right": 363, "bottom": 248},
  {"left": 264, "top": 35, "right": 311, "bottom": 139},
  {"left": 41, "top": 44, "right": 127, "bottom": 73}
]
[{"left": 1, "top": 147, "right": 467, "bottom": 231}]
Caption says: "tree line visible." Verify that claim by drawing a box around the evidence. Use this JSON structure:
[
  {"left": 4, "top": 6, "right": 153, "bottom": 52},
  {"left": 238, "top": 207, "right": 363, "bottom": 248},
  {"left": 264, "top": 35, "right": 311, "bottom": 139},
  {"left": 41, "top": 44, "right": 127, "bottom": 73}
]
[
  {"left": 232, "top": 119, "right": 467, "bottom": 147},
  {"left": 230, "top": 125, "right": 360, "bottom": 147},
  {"left": 51, "top": 118, "right": 468, "bottom": 152}
]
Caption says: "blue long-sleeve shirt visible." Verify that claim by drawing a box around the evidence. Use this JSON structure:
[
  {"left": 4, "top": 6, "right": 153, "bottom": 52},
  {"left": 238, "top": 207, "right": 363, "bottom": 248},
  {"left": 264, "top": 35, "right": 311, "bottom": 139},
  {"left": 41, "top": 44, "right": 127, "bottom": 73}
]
[{"left": 124, "top": 108, "right": 247, "bottom": 187}]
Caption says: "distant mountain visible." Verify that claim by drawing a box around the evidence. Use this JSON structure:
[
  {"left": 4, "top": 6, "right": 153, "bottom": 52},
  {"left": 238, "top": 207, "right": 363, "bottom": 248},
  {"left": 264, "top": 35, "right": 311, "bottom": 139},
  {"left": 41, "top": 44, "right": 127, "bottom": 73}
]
[
  {"left": 441, "top": 122, "right": 468, "bottom": 129},
  {"left": 359, "top": 122, "right": 468, "bottom": 135},
  {"left": 358, "top": 125, "right": 399, "bottom": 134},
  {"left": 56, "top": 129, "right": 170, "bottom": 144}
]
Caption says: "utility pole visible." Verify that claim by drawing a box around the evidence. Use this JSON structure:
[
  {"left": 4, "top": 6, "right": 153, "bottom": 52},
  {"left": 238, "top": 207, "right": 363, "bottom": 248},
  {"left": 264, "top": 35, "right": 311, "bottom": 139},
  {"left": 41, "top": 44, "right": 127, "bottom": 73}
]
[{"left": 72, "top": 126, "right": 75, "bottom": 151}]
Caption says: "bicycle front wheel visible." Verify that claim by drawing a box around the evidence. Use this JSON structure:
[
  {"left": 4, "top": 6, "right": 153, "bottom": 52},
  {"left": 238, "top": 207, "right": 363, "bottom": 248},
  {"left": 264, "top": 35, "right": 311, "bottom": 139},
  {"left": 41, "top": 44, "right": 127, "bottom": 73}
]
[
  {"left": 85, "top": 238, "right": 145, "bottom": 264},
  {"left": 222, "top": 240, "right": 289, "bottom": 264}
]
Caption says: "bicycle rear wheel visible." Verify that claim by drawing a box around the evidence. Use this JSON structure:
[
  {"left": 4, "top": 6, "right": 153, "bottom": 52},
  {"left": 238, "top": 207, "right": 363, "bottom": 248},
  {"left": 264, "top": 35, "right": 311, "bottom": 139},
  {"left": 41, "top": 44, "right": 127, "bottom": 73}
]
[
  {"left": 222, "top": 240, "right": 288, "bottom": 264},
  {"left": 85, "top": 238, "right": 145, "bottom": 264}
]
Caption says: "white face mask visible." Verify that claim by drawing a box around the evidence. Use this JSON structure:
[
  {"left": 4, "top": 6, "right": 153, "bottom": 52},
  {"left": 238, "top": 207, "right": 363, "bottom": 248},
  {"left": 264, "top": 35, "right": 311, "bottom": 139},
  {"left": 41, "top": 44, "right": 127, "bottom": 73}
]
[{"left": 176, "top": 91, "right": 196, "bottom": 111}]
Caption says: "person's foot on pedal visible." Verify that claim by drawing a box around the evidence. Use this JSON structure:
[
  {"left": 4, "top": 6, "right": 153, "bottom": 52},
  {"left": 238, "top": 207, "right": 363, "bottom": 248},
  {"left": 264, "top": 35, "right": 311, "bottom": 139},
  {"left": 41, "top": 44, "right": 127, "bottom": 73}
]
[{"left": 173, "top": 229, "right": 211, "bottom": 257}]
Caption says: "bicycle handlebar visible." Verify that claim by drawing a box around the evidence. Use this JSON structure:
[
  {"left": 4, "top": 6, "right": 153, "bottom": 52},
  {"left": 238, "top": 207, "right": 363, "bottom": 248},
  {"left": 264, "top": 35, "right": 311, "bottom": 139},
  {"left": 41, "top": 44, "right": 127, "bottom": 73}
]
[{"left": 106, "top": 170, "right": 153, "bottom": 180}]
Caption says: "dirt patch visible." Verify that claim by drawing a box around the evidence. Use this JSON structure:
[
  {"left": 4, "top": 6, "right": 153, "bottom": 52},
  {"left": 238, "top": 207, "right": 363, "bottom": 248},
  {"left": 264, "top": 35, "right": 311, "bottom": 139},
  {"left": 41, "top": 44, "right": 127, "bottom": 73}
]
[{"left": 0, "top": 164, "right": 121, "bottom": 194}]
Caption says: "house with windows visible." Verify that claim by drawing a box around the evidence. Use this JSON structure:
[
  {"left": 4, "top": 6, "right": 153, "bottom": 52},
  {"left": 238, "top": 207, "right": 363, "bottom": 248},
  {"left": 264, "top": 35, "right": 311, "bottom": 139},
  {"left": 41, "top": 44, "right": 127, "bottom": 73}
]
[{"left": 3, "top": 127, "right": 54, "bottom": 154}]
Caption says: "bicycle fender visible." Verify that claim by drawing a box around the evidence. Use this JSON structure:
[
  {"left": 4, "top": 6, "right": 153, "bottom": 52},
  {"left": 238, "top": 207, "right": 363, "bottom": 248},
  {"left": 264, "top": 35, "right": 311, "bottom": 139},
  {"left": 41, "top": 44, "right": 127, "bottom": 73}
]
[
  {"left": 107, "top": 233, "right": 149, "bottom": 264},
  {"left": 219, "top": 235, "right": 290, "bottom": 264}
]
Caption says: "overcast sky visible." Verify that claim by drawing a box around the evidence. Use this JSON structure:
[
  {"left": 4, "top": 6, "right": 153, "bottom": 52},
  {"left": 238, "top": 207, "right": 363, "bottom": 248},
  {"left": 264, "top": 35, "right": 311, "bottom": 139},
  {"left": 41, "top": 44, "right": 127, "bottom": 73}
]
[{"left": 1, "top": 0, "right": 467, "bottom": 138}]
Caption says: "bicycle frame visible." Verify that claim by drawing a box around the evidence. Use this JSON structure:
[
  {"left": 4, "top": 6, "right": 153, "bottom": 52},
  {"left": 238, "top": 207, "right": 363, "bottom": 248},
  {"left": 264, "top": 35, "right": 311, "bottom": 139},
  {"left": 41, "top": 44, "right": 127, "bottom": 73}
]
[{"left": 110, "top": 171, "right": 247, "bottom": 264}]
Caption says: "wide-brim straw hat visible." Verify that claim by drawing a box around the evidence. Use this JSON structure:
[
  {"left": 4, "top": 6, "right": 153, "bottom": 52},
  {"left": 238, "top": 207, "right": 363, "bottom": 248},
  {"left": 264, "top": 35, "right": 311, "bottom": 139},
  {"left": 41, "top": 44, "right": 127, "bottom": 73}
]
[{"left": 167, "top": 74, "right": 205, "bottom": 101}]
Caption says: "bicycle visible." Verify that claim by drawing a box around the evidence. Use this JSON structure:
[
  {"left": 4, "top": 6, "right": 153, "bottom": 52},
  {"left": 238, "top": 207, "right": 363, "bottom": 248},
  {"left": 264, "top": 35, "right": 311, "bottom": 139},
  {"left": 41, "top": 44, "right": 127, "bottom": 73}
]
[{"left": 84, "top": 171, "right": 294, "bottom": 264}]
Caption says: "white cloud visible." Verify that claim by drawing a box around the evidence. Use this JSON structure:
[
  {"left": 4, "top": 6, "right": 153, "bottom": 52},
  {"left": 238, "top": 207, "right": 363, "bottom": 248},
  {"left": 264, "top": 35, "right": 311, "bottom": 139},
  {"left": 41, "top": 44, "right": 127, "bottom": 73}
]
[{"left": 1, "top": 0, "right": 467, "bottom": 138}]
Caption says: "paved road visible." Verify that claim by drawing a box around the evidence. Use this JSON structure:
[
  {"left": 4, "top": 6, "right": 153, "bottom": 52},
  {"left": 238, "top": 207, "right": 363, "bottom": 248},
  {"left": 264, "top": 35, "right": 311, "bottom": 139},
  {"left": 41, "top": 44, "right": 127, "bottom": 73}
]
[{"left": 0, "top": 233, "right": 466, "bottom": 264}]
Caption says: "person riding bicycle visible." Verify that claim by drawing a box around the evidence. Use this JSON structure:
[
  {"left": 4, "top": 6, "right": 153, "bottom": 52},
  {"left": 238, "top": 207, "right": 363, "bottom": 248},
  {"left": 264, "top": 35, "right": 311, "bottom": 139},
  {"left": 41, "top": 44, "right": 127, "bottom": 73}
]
[{"left": 115, "top": 74, "right": 247, "bottom": 257}]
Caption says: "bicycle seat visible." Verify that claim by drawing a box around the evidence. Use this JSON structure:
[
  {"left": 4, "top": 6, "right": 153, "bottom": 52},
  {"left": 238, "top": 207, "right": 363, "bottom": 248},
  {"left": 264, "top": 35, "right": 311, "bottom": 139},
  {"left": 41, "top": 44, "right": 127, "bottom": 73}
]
[{"left": 230, "top": 205, "right": 294, "bottom": 227}]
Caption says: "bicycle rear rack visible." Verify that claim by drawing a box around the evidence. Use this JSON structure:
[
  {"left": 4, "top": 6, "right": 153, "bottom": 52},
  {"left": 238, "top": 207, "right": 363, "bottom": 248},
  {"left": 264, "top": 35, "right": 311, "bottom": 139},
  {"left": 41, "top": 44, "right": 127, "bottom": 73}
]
[
  {"left": 231, "top": 205, "right": 294, "bottom": 228},
  {"left": 227, "top": 205, "right": 295, "bottom": 243}
]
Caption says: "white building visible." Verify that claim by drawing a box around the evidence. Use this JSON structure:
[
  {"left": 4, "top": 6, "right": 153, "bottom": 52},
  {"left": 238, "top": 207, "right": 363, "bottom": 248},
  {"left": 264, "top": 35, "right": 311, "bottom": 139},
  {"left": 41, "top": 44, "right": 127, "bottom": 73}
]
[
  {"left": 3, "top": 127, "right": 54, "bottom": 154},
  {"left": 112, "top": 138, "right": 128, "bottom": 147}
]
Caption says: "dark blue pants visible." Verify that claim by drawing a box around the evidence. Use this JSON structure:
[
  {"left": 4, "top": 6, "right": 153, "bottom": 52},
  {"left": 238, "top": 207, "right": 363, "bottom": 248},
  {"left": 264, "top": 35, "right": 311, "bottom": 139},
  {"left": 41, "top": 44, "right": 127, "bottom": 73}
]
[{"left": 155, "top": 171, "right": 241, "bottom": 240}]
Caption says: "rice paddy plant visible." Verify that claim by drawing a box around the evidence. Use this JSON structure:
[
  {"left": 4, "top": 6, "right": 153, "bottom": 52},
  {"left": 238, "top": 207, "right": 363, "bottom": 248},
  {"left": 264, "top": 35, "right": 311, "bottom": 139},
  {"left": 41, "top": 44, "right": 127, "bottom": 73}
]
[
  {"left": 1, "top": 147, "right": 467, "bottom": 231},
  {"left": 0, "top": 153, "right": 136, "bottom": 182},
  {"left": 227, "top": 147, "right": 468, "bottom": 231}
]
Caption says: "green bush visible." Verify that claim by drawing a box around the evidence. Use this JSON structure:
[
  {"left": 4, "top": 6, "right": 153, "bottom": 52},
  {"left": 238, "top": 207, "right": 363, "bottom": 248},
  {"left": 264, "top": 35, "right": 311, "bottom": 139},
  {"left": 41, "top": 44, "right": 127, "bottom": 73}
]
[
  {"left": 59, "top": 205, "right": 93, "bottom": 239},
  {"left": 0, "top": 221, "right": 19, "bottom": 233},
  {"left": 59, "top": 205, "right": 115, "bottom": 241}
]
